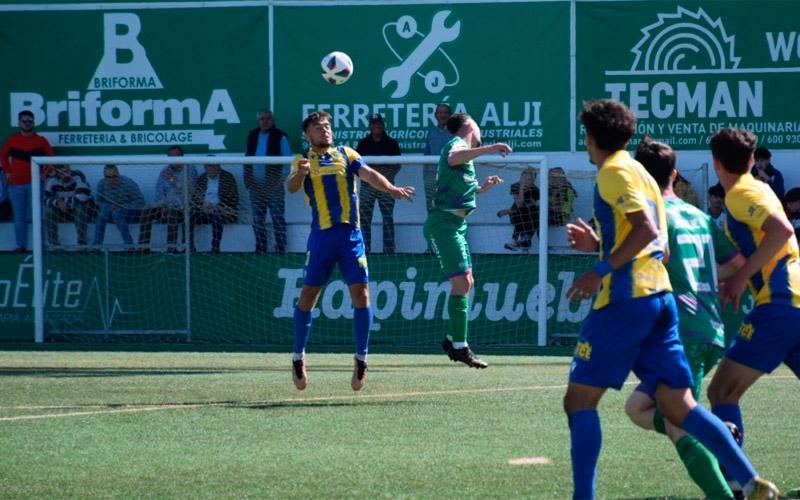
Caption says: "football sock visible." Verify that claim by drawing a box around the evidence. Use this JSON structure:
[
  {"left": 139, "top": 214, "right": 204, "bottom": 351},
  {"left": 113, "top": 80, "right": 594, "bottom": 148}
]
[
  {"left": 353, "top": 305, "right": 372, "bottom": 361},
  {"left": 292, "top": 307, "right": 312, "bottom": 359},
  {"left": 448, "top": 294, "right": 469, "bottom": 343},
  {"left": 653, "top": 407, "right": 667, "bottom": 435},
  {"left": 712, "top": 403, "right": 744, "bottom": 447},
  {"left": 682, "top": 405, "right": 756, "bottom": 489},
  {"left": 569, "top": 409, "right": 602, "bottom": 500},
  {"left": 675, "top": 435, "right": 733, "bottom": 499}
]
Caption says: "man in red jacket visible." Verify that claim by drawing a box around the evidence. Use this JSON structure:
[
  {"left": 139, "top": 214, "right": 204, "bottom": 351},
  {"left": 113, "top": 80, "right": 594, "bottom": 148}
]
[{"left": 0, "top": 110, "right": 55, "bottom": 251}]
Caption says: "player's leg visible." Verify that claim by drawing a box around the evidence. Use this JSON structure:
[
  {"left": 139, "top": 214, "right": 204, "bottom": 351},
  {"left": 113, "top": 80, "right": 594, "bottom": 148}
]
[
  {"left": 336, "top": 224, "right": 372, "bottom": 390},
  {"left": 706, "top": 357, "right": 762, "bottom": 446},
  {"left": 563, "top": 382, "right": 606, "bottom": 500},
  {"left": 291, "top": 229, "right": 336, "bottom": 390}
]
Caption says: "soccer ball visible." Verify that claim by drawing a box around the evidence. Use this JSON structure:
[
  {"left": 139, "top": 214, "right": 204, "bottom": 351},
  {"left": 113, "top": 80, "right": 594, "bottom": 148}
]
[{"left": 321, "top": 51, "right": 353, "bottom": 85}]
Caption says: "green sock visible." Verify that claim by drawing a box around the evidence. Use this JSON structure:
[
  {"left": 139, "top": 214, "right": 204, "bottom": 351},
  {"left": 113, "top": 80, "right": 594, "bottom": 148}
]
[
  {"left": 653, "top": 407, "right": 667, "bottom": 435},
  {"left": 447, "top": 295, "right": 469, "bottom": 343},
  {"left": 675, "top": 435, "right": 733, "bottom": 499}
]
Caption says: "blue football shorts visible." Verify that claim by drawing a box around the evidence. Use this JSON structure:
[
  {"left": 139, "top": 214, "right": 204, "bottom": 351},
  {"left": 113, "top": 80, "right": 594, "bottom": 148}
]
[
  {"left": 303, "top": 223, "right": 369, "bottom": 286},
  {"left": 569, "top": 292, "right": 694, "bottom": 392},
  {"left": 726, "top": 303, "right": 800, "bottom": 376}
]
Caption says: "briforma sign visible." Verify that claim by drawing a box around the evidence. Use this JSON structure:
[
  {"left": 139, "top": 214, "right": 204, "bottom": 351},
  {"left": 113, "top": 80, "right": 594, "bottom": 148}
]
[
  {"left": 0, "top": 7, "right": 269, "bottom": 153},
  {"left": 577, "top": 1, "right": 800, "bottom": 149}
]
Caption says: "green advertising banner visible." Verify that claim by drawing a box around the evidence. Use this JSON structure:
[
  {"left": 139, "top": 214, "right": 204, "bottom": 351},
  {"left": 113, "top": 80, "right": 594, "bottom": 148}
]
[
  {"left": 0, "top": 7, "right": 269, "bottom": 154},
  {"left": 577, "top": 0, "right": 800, "bottom": 150},
  {"left": 0, "top": 253, "right": 595, "bottom": 344},
  {"left": 273, "top": 3, "right": 571, "bottom": 153}
]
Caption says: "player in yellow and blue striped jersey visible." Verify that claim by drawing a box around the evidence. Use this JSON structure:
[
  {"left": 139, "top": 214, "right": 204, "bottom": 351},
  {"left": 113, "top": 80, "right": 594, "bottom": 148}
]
[
  {"left": 287, "top": 111, "right": 414, "bottom": 392},
  {"left": 562, "top": 100, "right": 777, "bottom": 500},
  {"left": 706, "top": 128, "right": 800, "bottom": 495}
]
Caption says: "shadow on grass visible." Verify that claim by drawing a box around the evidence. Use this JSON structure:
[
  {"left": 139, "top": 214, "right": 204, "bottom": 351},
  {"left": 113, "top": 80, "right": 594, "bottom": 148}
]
[{"left": 0, "top": 367, "right": 239, "bottom": 378}]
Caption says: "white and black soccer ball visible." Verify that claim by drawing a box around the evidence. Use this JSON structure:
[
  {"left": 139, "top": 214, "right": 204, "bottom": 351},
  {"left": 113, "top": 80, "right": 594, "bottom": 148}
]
[{"left": 321, "top": 51, "right": 353, "bottom": 85}]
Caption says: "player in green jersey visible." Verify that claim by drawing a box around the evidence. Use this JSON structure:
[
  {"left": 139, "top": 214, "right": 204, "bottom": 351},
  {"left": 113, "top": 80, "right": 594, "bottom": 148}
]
[
  {"left": 625, "top": 136, "right": 746, "bottom": 499},
  {"left": 423, "top": 112, "right": 511, "bottom": 368}
]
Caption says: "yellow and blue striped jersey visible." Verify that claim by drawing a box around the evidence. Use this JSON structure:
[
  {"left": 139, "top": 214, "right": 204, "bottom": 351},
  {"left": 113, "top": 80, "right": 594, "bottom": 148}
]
[
  {"left": 291, "top": 146, "right": 364, "bottom": 231},
  {"left": 724, "top": 172, "right": 800, "bottom": 307},
  {"left": 593, "top": 150, "right": 671, "bottom": 309}
]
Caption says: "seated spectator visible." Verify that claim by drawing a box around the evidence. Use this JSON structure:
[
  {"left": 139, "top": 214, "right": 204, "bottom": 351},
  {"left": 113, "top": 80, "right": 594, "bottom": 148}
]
[
  {"left": 752, "top": 146, "right": 785, "bottom": 202},
  {"left": 92, "top": 164, "right": 144, "bottom": 248},
  {"left": 673, "top": 172, "right": 700, "bottom": 207},
  {"left": 497, "top": 167, "right": 539, "bottom": 251},
  {"left": 191, "top": 162, "right": 239, "bottom": 253},
  {"left": 708, "top": 183, "right": 726, "bottom": 230},
  {"left": 547, "top": 167, "right": 577, "bottom": 227},
  {"left": 785, "top": 187, "right": 800, "bottom": 243},
  {"left": 44, "top": 165, "right": 93, "bottom": 247},
  {"left": 138, "top": 146, "right": 197, "bottom": 252},
  {"left": 0, "top": 170, "right": 11, "bottom": 222}
]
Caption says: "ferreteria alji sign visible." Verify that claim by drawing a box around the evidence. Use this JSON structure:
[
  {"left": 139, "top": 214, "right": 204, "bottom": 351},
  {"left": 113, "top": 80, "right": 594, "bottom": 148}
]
[
  {"left": 274, "top": 3, "right": 571, "bottom": 153},
  {"left": 577, "top": 1, "right": 800, "bottom": 150},
  {"left": 0, "top": 7, "right": 269, "bottom": 153}
]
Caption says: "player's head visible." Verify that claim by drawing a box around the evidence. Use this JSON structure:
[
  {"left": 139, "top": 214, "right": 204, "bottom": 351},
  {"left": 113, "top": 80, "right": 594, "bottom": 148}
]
[
  {"left": 302, "top": 111, "right": 333, "bottom": 149},
  {"left": 447, "top": 112, "right": 480, "bottom": 147},
  {"left": 634, "top": 135, "right": 676, "bottom": 190},
  {"left": 580, "top": 99, "right": 636, "bottom": 160},
  {"left": 709, "top": 128, "right": 756, "bottom": 175}
]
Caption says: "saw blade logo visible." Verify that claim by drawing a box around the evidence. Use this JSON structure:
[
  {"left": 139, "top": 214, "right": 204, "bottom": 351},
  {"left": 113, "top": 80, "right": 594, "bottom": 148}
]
[
  {"left": 381, "top": 10, "right": 462, "bottom": 99},
  {"left": 627, "top": 6, "right": 740, "bottom": 74}
]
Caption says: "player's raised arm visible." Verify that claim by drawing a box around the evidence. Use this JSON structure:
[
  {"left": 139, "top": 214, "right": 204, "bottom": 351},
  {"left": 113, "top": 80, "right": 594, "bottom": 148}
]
[
  {"left": 358, "top": 164, "right": 414, "bottom": 200},
  {"left": 447, "top": 142, "right": 511, "bottom": 166}
]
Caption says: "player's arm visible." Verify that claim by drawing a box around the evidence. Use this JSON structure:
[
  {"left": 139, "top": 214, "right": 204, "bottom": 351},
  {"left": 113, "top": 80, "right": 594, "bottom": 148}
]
[
  {"left": 566, "top": 210, "right": 658, "bottom": 300},
  {"left": 722, "top": 213, "right": 794, "bottom": 309},
  {"left": 358, "top": 165, "right": 415, "bottom": 200},
  {"left": 477, "top": 176, "right": 503, "bottom": 194},
  {"left": 287, "top": 156, "right": 308, "bottom": 193},
  {"left": 447, "top": 143, "right": 511, "bottom": 166}
]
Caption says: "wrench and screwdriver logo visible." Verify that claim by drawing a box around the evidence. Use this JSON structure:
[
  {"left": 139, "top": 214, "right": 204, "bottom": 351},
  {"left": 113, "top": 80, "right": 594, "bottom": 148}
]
[{"left": 381, "top": 10, "right": 462, "bottom": 99}]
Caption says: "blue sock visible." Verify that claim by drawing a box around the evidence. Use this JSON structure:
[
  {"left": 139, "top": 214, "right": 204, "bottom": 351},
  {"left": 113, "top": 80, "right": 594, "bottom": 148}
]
[
  {"left": 682, "top": 405, "right": 756, "bottom": 488},
  {"left": 713, "top": 403, "right": 744, "bottom": 447},
  {"left": 353, "top": 305, "right": 372, "bottom": 360},
  {"left": 293, "top": 307, "right": 312, "bottom": 358},
  {"left": 569, "top": 409, "right": 602, "bottom": 500}
]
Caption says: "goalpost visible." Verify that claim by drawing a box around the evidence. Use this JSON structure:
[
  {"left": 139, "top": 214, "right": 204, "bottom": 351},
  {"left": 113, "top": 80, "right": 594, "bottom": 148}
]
[{"left": 29, "top": 153, "right": 614, "bottom": 350}]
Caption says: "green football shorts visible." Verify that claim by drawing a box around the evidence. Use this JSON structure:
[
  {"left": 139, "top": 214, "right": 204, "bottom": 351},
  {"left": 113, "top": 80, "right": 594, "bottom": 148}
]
[
  {"left": 423, "top": 210, "right": 472, "bottom": 278},
  {"left": 683, "top": 342, "right": 724, "bottom": 399}
]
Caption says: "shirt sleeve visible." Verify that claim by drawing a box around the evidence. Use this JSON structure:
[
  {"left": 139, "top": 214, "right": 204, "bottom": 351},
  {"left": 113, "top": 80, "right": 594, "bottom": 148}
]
[
  {"left": 597, "top": 164, "right": 649, "bottom": 215},
  {"left": 344, "top": 146, "right": 364, "bottom": 175},
  {"left": 279, "top": 136, "right": 292, "bottom": 156},
  {"left": 726, "top": 184, "right": 772, "bottom": 231}
]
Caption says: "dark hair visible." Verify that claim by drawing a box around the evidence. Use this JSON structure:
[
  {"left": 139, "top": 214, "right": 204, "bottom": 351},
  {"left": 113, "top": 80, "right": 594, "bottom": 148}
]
[
  {"left": 18, "top": 110, "right": 34, "bottom": 120},
  {"left": 709, "top": 128, "right": 756, "bottom": 175},
  {"left": 446, "top": 112, "right": 471, "bottom": 135},
  {"left": 708, "top": 183, "right": 725, "bottom": 199},
  {"left": 634, "top": 135, "right": 675, "bottom": 189},
  {"left": 436, "top": 103, "right": 452, "bottom": 114},
  {"left": 785, "top": 187, "right": 800, "bottom": 204},
  {"left": 579, "top": 99, "right": 636, "bottom": 151},
  {"left": 167, "top": 145, "right": 184, "bottom": 155},
  {"left": 754, "top": 146, "right": 771, "bottom": 160},
  {"left": 302, "top": 111, "right": 331, "bottom": 132}
]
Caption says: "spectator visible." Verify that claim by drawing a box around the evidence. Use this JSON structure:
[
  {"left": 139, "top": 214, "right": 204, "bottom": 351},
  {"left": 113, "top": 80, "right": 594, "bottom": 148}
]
[
  {"left": 497, "top": 167, "right": 539, "bottom": 251},
  {"left": 708, "top": 183, "right": 726, "bottom": 230},
  {"left": 92, "top": 164, "right": 145, "bottom": 248},
  {"left": 784, "top": 187, "right": 800, "bottom": 243},
  {"left": 751, "top": 146, "right": 785, "bottom": 202},
  {"left": 0, "top": 170, "right": 11, "bottom": 222},
  {"left": 43, "top": 165, "right": 93, "bottom": 247},
  {"left": 138, "top": 145, "right": 197, "bottom": 252},
  {"left": 673, "top": 172, "right": 701, "bottom": 207},
  {"left": 191, "top": 162, "right": 239, "bottom": 253},
  {"left": 424, "top": 103, "right": 453, "bottom": 210},
  {"left": 244, "top": 109, "right": 290, "bottom": 253},
  {"left": 548, "top": 167, "right": 577, "bottom": 226},
  {"left": 0, "top": 110, "right": 55, "bottom": 251},
  {"left": 356, "top": 113, "right": 401, "bottom": 254}
]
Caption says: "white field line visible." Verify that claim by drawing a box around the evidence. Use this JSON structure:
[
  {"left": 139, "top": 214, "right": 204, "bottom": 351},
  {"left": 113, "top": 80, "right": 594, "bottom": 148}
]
[{"left": 2, "top": 375, "right": 795, "bottom": 423}]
